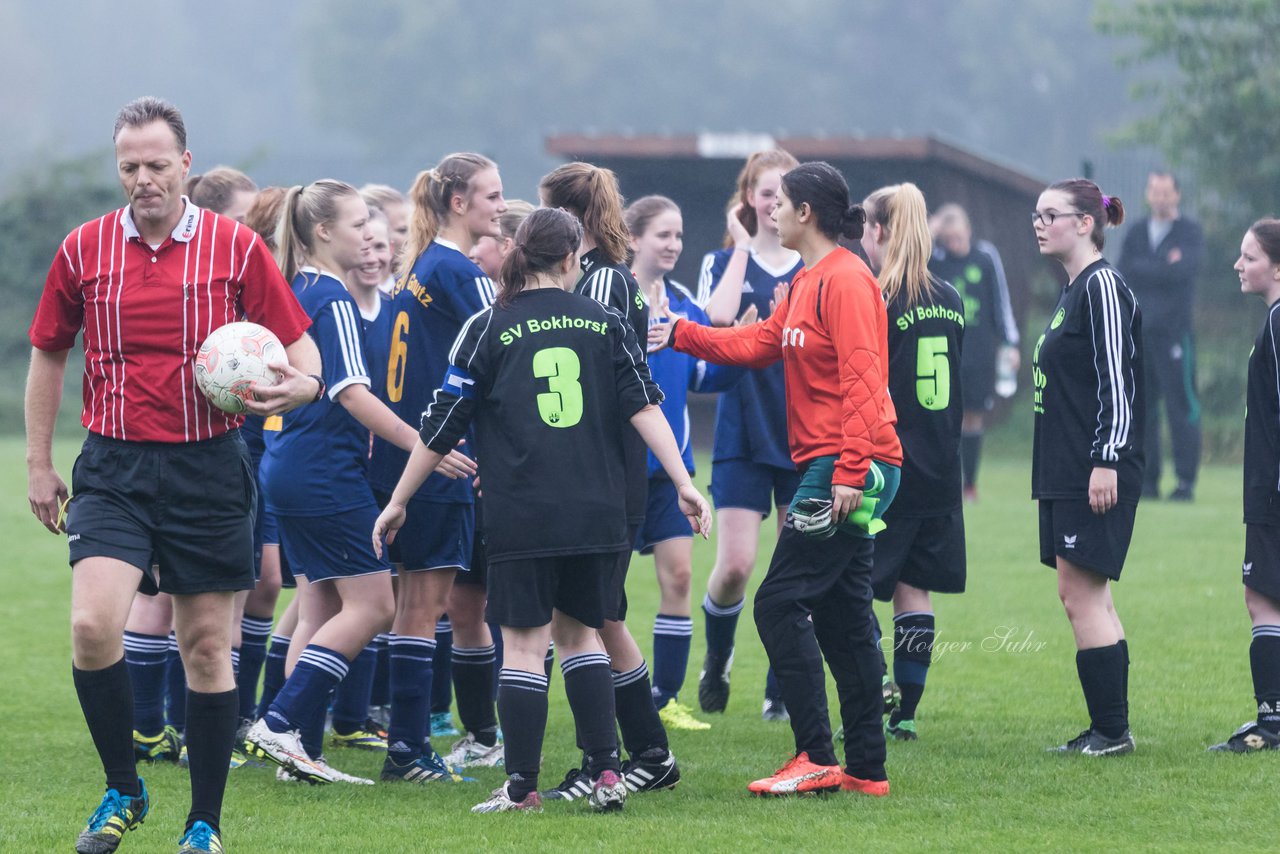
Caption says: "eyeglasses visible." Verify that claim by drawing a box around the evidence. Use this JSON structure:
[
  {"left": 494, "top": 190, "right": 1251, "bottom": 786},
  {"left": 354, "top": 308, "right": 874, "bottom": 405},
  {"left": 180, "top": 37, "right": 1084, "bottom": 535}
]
[{"left": 1032, "top": 210, "right": 1085, "bottom": 227}]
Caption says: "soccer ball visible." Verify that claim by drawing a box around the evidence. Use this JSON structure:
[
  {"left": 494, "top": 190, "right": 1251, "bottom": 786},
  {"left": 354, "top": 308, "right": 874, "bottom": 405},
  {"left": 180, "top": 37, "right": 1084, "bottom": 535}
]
[{"left": 195, "top": 322, "right": 286, "bottom": 414}]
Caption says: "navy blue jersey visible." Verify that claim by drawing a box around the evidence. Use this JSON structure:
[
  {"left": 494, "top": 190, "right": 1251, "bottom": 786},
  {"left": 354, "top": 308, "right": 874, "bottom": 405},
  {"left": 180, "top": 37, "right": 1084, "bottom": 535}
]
[
  {"left": 882, "top": 276, "right": 966, "bottom": 516},
  {"left": 362, "top": 291, "right": 394, "bottom": 403},
  {"left": 367, "top": 239, "right": 495, "bottom": 501},
  {"left": 241, "top": 414, "right": 266, "bottom": 463},
  {"left": 696, "top": 247, "right": 801, "bottom": 469},
  {"left": 420, "top": 287, "right": 662, "bottom": 561},
  {"left": 576, "top": 247, "right": 650, "bottom": 523},
  {"left": 1245, "top": 300, "right": 1280, "bottom": 525},
  {"left": 261, "top": 269, "right": 378, "bottom": 516},
  {"left": 1031, "top": 259, "right": 1145, "bottom": 501},
  {"left": 644, "top": 278, "right": 742, "bottom": 479}
]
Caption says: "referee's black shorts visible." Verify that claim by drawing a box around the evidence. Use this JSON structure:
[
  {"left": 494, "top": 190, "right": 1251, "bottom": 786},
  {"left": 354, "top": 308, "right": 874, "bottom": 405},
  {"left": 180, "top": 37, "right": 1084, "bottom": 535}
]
[{"left": 65, "top": 431, "right": 257, "bottom": 596}]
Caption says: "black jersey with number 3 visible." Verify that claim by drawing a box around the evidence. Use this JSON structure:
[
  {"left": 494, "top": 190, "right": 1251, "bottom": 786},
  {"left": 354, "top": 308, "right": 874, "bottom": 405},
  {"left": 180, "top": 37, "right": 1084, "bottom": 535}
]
[
  {"left": 576, "top": 248, "right": 650, "bottom": 523},
  {"left": 1245, "top": 300, "right": 1280, "bottom": 525},
  {"left": 419, "top": 287, "right": 662, "bottom": 562},
  {"left": 1032, "top": 259, "right": 1144, "bottom": 501},
  {"left": 883, "top": 276, "right": 966, "bottom": 517}
]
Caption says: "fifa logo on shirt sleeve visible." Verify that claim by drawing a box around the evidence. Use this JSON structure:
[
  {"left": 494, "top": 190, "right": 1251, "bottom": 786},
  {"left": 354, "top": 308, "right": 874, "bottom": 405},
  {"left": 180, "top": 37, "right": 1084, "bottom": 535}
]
[{"left": 782, "top": 327, "right": 806, "bottom": 348}]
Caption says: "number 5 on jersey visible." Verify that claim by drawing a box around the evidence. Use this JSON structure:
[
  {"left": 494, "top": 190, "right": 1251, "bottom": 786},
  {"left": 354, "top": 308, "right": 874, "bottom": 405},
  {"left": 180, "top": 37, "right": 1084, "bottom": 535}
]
[
  {"left": 533, "top": 346, "right": 583, "bottom": 428},
  {"left": 916, "top": 335, "right": 951, "bottom": 411}
]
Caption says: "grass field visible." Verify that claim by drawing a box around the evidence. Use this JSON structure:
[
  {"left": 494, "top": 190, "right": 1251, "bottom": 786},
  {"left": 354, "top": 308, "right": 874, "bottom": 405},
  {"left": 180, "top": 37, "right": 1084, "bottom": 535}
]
[{"left": 0, "top": 437, "right": 1272, "bottom": 853}]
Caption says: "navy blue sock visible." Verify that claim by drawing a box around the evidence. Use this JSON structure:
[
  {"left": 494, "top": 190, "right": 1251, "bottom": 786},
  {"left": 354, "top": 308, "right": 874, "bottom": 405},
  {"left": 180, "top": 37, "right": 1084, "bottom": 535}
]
[
  {"left": 302, "top": 688, "right": 330, "bottom": 759},
  {"left": 387, "top": 635, "right": 435, "bottom": 763},
  {"left": 497, "top": 668, "right": 549, "bottom": 800},
  {"left": 266, "top": 645, "right": 349, "bottom": 735},
  {"left": 652, "top": 614, "right": 693, "bottom": 707},
  {"left": 332, "top": 643, "right": 377, "bottom": 735},
  {"left": 892, "top": 612, "right": 935, "bottom": 721},
  {"left": 256, "top": 633, "right": 290, "bottom": 720},
  {"left": 453, "top": 645, "right": 499, "bottom": 745},
  {"left": 544, "top": 642, "right": 556, "bottom": 680},
  {"left": 431, "top": 618, "right": 454, "bottom": 715},
  {"left": 166, "top": 632, "right": 188, "bottom": 734},
  {"left": 1251, "top": 627, "right": 1280, "bottom": 731},
  {"left": 123, "top": 631, "right": 169, "bottom": 736},
  {"left": 702, "top": 593, "right": 742, "bottom": 659},
  {"left": 236, "top": 614, "right": 273, "bottom": 722},
  {"left": 370, "top": 633, "right": 391, "bottom": 708},
  {"left": 561, "top": 653, "right": 621, "bottom": 776},
  {"left": 73, "top": 658, "right": 140, "bottom": 797}
]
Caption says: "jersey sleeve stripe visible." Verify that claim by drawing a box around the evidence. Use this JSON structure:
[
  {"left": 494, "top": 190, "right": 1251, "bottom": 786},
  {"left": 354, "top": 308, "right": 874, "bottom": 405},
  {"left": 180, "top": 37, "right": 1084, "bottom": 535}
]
[
  {"left": 1090, "top": 269, "right": 1132, "bottom": 462},
  {"left": 424, "top": 311, "right": 494, "bottom": 447},
  {"left": 979, "top": 239, "right": 1019, "bottom": 345},
  {"left": 332, "top": 300, "right": 369, "bottom": 380},
  {"left": 696, "top": 252, "right": 717, "bottom": 307},
  {"left": 588, "top": 268, "right": 616, "bottom": 307},
  {"left": 1270, "top": 304, "right": 1280, "bottom": 491},
  {"left": 474, "top": 276, "right": 496, "bottom": 308},
  {"left": 606, "top": 304, "right": 660, "bottom": 405}
]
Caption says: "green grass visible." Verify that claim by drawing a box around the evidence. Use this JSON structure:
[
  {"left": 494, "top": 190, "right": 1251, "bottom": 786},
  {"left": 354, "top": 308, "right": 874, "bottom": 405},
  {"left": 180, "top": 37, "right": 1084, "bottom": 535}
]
[{"left": 0, "top": 437, "right": 1271, "bottom": 852}]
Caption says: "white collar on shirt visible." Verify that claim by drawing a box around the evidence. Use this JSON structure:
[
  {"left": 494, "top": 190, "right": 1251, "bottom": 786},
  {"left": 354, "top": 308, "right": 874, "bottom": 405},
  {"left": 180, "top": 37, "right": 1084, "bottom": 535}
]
[{"left": 120, "top": 196, "right": 201, "bottom": 243}]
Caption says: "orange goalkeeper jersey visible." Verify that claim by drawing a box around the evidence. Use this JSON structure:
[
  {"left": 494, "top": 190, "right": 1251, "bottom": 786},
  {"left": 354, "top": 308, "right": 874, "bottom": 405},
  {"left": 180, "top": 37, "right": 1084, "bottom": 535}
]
[{"left": 672, "top": 246, "right": 901, "bottom": 486}]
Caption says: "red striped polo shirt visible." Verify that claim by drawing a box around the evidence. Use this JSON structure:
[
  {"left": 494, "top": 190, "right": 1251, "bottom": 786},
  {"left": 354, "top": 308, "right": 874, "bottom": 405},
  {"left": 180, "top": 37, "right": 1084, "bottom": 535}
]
[{"left": 29, "top": 197, "right": 312, "bottom": 443}]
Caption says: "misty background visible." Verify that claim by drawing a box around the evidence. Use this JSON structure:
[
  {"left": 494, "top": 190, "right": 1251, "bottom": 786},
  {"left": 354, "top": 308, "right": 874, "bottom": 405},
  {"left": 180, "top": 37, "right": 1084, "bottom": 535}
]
[{"left": 0, "top": 0, "right": 1264, "bottom": 457}]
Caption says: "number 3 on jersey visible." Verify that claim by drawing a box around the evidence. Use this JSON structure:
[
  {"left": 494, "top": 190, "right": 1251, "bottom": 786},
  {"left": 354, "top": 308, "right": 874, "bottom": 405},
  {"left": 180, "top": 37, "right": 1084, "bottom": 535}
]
[
  {"left": 533, "top": 346, "right": 583, "bottom": 428},
  {"left": 916, "top": 335, "right": 951, "bottom": 411}
]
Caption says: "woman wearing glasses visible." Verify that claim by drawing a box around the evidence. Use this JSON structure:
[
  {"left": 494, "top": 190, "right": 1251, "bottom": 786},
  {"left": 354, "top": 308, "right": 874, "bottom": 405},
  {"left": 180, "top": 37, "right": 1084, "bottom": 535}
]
[{"left": 1031, "top": 179, "right": 1144, "bottom": 756}]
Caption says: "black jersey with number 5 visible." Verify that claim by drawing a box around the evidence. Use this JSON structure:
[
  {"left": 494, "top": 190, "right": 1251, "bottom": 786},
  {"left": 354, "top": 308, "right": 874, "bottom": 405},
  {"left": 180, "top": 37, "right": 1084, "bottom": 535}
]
[
  {"left": 1031, "top": 259, "right": 1144, "bottom": 501},
  {"left": 1245, "top": 300, "right": 1280, "bottom": 525},
  {"left": 883, "top": 276, "right": 966, "bottom": 517},
  {"left": 419, "top": 287, "right": 662, "bottom": 562}
]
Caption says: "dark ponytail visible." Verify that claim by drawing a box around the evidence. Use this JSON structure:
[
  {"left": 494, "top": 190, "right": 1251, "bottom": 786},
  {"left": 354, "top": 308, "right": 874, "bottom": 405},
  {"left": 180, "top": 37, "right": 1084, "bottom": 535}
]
[
  {"left": 1047, "top": 178, "right": 1125, "bottom": 250},
  {"left": 539, "top": 162, "right": 631, "bottom": 265},
  {"left": 497, "top": 208, "right": 584, "bottom": 306},
  {"left": 780, "top": 161, "right": 864, "bottom": 241}
]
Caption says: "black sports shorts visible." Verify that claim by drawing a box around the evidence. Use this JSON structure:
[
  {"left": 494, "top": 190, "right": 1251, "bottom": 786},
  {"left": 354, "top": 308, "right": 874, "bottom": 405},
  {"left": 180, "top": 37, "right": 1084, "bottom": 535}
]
[
  {"left": 1038, "top": 499, "right": 1137, "bottom": 581},
  {"left": 870, "top": 511, "right": 967, "bottom": 601},
  {"left": 66, "top": 431, "right": 256, "bottom": 596},
  {"left": 485, "top": 551, "right": 615, "bottom": 630},
  {"left": 1244, "top": 523, "right": 1280, "bottom": 601}
]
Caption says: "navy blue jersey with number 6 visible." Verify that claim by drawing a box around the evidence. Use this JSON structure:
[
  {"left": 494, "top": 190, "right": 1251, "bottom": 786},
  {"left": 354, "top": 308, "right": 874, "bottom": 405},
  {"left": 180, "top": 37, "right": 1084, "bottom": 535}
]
[
  {"left": 367, "top": 239, "right": 496, "bottom": 501},
  {"left": 883, "top": 276, "right": 966, "bottom": 517},
  {"left": 419, "top": 287, "right": 663, "bottom": 562}
]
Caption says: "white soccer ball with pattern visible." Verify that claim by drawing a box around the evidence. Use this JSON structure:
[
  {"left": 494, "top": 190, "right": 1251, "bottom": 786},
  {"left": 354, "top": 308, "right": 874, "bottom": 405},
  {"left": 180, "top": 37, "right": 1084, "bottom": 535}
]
[{"left": 194, "top": 322, "right": 286, "bottom": 414}]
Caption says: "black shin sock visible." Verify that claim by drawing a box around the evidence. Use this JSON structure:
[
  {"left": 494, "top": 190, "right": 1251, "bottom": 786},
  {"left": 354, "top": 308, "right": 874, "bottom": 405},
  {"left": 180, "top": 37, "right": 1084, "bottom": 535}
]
[
  {"left": 184, "top": 688, "right": 238, "bottom": 834},
  {"left": 73, "top": 658, "right": 139, "bottom": 797}
]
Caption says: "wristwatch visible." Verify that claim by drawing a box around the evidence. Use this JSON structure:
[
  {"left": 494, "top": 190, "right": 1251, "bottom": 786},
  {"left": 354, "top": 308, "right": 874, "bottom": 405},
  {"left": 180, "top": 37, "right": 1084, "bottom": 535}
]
[{"left": 309, "top": 374, "right": 326, "bottom": 402}]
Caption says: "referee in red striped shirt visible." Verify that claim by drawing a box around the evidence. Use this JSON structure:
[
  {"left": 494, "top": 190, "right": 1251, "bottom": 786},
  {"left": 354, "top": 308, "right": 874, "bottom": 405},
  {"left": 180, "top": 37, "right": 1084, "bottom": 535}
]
[{"left": 25, "top": 97, "right": 322, "bottom": 854}]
